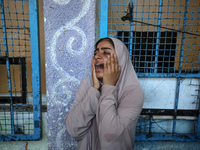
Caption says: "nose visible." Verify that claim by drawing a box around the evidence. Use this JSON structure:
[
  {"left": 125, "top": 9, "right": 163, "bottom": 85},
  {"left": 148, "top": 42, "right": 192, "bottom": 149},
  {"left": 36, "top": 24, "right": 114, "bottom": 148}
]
[{"left": 94, "top": 51, "right": 102, "bottom": 59}]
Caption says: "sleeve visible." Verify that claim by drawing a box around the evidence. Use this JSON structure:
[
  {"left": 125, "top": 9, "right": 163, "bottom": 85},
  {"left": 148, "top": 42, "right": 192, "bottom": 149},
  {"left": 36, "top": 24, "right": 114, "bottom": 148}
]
[
  {"left": 97, "top": 85, "right": 144, "bottom": 149},
  {"left": 65, "top": 78, "right": 100, "bottom": 141}
]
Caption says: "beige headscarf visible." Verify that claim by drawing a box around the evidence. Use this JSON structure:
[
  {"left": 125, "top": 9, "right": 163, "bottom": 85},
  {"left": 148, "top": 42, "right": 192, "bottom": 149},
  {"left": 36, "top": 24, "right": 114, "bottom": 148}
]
[{"left": 108, "top": 37, "right": 141, "bottom": 98}]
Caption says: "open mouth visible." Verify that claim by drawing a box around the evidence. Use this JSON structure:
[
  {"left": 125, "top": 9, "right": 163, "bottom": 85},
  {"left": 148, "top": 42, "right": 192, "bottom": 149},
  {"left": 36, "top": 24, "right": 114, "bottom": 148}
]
[{"left": 95, "top": 63, "right": 104, "bottom": 71}]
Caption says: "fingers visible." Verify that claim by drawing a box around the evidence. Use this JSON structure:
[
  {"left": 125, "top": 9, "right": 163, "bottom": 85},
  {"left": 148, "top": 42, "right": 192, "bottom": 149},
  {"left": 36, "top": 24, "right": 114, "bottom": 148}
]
[
  {"left": 110, "top": 53, "right": 115, "bottom": 72},
  {"left": 104, "top": 58, "right": 107, "bottom": 72},
  {"left": 91, "top": 57, "right": 96, "bottom": 77},
  {"left": 104, "top": 53, "right": 120, "bottom": 73},
  {"left": 92, "top": 57, "right": 96, "bottom": 70},
  {"left": 91, "top": 57, "right": 95, "bottom": 76},
  {"left": 92, "top": 56, "right": 94, "bottom": 67},
  {"left": 103, "top": 53, "right": 121, "bottom": 86},
  {"left": 114, "top": 54, "right": 118, "bottom": 72},
  {"left": 111, "top": 54, "right": 119, "bottom": 73},
  {"left": 92, "top": 57, "right": 100, "bottom": 89},
  {"left": 107, "top": 53, "right": 114, "bottom": 72}
]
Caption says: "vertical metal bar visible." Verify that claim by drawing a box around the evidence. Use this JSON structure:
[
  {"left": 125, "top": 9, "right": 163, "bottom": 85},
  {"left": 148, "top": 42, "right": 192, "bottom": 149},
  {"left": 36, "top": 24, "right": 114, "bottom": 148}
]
[
  {"left": 178, "top": 0, "right": 189, "bottom": 73},
  {"left": 14, "top": 0, "right": 21, "bottom": 57},
  {"left": 139, "top": 0, "right": 145, "bottom": 72},
  {"left": 173, "top": 0, "right": 189, "bottom": 134},
  {"left": 121, "top": 0, "right": 125, "bottom": 43},
  {"left": 197, "top": 81, "right": 200, "bottom": 138},
  {"left": 7, "top": 0, "right": 17, "bottom": 99},
  {"left": 172, "top": 78, "right": 180, "bottom": 134},
  {"left": 168, "top": 32, "right": 174, "bottom": 73},
  {"left": 172, "top": 0, "right": 178, "bottom": 73},
  {"left": 100, "top": 0, "right": 108, "bottom": 38},
  {"left": 29, "top": 0, "right": 41, "bottom": 139},
  {"left": 175, "top": 0, "right": 183, "bottom": 73},
  {"left": 145, "top": 0, "right": 151, "bottom": 73},
  {"left": 110, "top": 0, "right": 113, "bottom": 37},
  {"left": 0, "top": 0, "right": 15, "bottom": 135},
  {"left": 185, "top": 0, "right": 194, "bottom": 73},
  {"left": 198, "top": 1, "right": 200, "bottom": 71},
  {"left": 129, "top": 0, "right": 134, "bottom": 63},
  {"left": 152, "top": 0, "right": 157, "bottom": 73},
  {"left": 116, "top": 0, "right": 119, "bottom": 36},
  {"left": 134, "top": 0, "right": 138, "bottom": 72},
  {"left": 154, "top": 0, "right": 163, "bottom": 73},
  {"left": 163, "top": 0, "right": 170, "bottom": 74},
  {"left": 21, "top": 58, "right": 27, "bottom": 104},
  {"left": 122, "top": 0, "right": 127, "bottom": 42},
  {"left": 168, "top": 0, "right": 175, "bottom": 74},
  {"left": 21, "top": 0, "right": 29, "bottom": 135},
  {"left": 198, "top": 2, "right": 200, "bottom": 71},
  {"left": 149, "top": 116, "right": 153, "bottom": 135},
  {"left": 196, "top": 1, "right": 200, "bottom": 135}
]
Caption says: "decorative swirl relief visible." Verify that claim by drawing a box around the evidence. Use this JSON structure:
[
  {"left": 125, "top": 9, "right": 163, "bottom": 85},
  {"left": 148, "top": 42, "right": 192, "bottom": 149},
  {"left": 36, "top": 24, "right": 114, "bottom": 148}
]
[
  {"left": 53, "top": 0, "right": 70, "bottom": 5},
  {"left": 49, "top": 0, "right": 91, "bottom": 105},
  {"left": 47, "top": 0, "right": 92, "bottom": 149}
]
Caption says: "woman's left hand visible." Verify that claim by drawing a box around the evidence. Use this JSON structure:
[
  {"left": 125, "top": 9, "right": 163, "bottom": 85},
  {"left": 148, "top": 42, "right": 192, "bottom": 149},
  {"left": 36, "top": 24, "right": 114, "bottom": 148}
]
[
  {"left": 92, "top": 57, "right": 101, "bottom": 90},
  {"left": 103, "top": 53, "right": 121, "bottom": 86}
]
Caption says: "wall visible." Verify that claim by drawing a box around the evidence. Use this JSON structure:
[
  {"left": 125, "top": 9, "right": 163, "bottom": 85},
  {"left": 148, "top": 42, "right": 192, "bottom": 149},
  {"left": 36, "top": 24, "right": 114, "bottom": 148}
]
[
  {"left": 134, "top": 141, "right": 200, "bottom": 150},
  {"left": 43, "top": 0, "right": 95, "bottom": 149},
  {"left": 140, "top": 78, "right": 199, "bottom": 110},
  {"left": 0, "top": 112, "right": 48, "bottom": 150}
]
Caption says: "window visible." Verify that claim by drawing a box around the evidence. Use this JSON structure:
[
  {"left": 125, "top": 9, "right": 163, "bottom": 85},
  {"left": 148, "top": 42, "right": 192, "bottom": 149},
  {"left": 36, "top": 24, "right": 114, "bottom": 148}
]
[
  {"left": 100, "top": 0, "right": 200, "bottom": 142},
  {"left": 0, "top": 57, "right": 27, "bottom": 104},
  {"left": 0, "top": 0, "right": 41, "bottom": 141},
  {"left": 117, "top": 31, "right": 177, "bottom": 73}
]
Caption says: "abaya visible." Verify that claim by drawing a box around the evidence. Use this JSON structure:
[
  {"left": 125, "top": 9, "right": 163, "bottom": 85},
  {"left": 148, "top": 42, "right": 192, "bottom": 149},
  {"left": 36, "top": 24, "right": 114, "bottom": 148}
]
[{"left": 65, "top": 37, "right": 144, "bottom": 150}]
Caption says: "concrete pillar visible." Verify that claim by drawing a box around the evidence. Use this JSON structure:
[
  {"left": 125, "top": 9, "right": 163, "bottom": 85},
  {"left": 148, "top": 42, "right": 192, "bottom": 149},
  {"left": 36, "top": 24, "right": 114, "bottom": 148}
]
[{"left": 43, "top": 0, "right": 95, "bottom": 149}]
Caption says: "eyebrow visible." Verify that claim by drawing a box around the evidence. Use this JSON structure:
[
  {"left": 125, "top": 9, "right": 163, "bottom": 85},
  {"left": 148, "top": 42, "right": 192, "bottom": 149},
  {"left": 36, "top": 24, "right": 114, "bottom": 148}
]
[{"left": 95, "top": 47, "right": 112, "bottom": 51}]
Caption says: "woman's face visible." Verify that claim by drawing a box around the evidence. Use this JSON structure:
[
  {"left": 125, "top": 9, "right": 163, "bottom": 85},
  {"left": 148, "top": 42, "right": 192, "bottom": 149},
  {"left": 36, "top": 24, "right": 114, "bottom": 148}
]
[{"left": 94, "top": 40, "right": 116, "bottom": 80}]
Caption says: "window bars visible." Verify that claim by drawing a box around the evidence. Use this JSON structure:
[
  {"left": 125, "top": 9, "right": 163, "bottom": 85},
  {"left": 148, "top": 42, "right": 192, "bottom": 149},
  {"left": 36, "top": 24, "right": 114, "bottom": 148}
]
[
  {"left": 101, "top": 0, "right": 200, "bottom": 77},
  {"left": 100, "top": 0, "right": 200, "bottom": 141},
  {"left": 0, "top": 0, "right": 41, "bottom": 141}
]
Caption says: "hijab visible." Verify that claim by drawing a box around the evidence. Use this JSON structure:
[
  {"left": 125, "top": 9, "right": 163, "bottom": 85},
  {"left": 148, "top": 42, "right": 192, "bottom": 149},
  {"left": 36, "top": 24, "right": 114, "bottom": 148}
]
[{"left": 108, "top": 37, "right": 141, "bottom": 98}]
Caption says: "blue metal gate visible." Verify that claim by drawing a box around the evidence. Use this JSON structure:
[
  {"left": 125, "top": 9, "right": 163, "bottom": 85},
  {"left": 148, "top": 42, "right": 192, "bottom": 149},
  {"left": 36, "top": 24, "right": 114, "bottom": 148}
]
[
  {"left": 0, "top": 0, "right": 41, "bottom": 141},
  {"left": 100, "top": 0, "right": 200, "bottom": 141}
]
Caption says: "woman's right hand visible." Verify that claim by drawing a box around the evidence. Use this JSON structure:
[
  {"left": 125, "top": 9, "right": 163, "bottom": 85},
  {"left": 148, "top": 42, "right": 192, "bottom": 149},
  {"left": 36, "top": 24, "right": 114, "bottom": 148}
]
[{"left": 92, "top": 57, "right": 100, "bottom": 90}]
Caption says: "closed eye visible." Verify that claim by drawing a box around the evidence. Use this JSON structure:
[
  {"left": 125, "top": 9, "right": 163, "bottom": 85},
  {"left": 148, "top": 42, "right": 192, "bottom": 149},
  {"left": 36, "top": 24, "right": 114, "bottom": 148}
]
[
  {"left": 104, "top": 52, "right": 110, "bottom": 55},
  {"left": 94, "top": 50, "right": 98, "bottom": 56}
]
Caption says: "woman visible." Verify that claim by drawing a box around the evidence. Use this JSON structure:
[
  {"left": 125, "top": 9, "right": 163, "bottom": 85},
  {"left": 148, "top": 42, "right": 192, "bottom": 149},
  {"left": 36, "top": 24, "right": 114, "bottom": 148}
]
[{"left": 65, "top": 37, "right": 144, "bottom": 150}]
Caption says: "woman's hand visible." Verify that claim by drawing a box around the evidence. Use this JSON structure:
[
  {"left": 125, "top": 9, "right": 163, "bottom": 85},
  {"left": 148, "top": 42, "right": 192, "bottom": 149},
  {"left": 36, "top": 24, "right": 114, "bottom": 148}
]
[
  {"left": 103, "top": 53, "right": 121, "bottom": 86},
  {"left": 92, "top": 57, "right": 101, "bottom": 90}
]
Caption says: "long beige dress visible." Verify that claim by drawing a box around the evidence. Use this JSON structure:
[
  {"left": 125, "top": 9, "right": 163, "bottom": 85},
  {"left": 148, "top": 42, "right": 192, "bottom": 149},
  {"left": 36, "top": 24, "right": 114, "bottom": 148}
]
[{"left": 65, "top": 37, "right": 144, "bottom": 150}]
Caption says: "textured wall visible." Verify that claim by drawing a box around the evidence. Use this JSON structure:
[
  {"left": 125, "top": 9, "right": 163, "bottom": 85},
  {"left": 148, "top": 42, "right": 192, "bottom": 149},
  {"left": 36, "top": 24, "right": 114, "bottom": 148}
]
[{"left": 43, "top": 0, "right": 95, "bottom": 149}]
